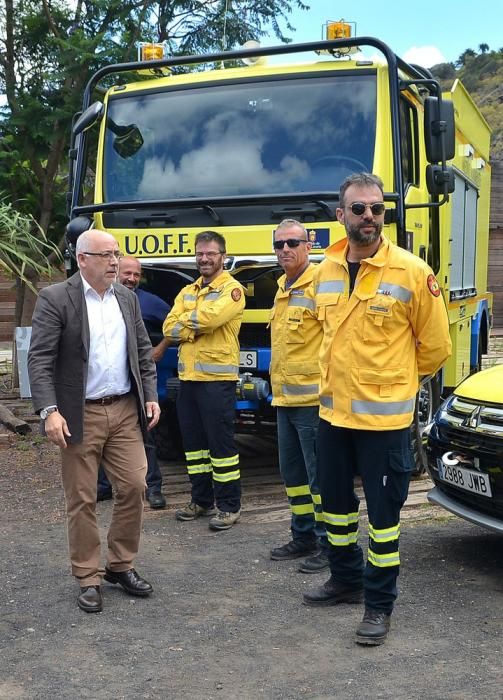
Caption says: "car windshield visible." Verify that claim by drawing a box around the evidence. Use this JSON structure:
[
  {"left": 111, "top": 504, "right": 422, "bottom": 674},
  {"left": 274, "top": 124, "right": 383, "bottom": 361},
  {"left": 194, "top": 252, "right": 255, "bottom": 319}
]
[{"left": 102, "top": 72, "right": 377, "bottom": 202}]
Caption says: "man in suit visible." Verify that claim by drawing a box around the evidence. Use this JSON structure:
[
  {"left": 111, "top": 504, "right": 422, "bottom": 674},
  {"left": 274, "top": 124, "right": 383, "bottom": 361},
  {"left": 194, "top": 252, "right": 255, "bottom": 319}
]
[{"left": 28, "top": 229, "right": 160, "bottom": 613}]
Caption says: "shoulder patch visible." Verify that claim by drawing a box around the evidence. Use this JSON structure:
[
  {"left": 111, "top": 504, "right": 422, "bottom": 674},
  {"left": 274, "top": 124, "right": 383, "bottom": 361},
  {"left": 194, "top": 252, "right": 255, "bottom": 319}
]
[
  {"left": 231, "top": 287, "right": 242, "bottom": 302},
  {"left": 427, "top": 273, "right": 440, "bottom": 297}
]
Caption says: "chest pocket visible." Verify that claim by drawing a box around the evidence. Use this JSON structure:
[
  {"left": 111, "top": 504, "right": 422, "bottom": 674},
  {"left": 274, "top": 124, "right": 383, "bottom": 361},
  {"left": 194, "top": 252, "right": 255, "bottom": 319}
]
[
  {"left": 286, "top": 306, "right": 307, "bottom": 344},
  {"left": 316, "top": 293, "right": 342, "bottom": 325},
  {"left": 363, "top": 295, "right": 397, "bottom": 343}
]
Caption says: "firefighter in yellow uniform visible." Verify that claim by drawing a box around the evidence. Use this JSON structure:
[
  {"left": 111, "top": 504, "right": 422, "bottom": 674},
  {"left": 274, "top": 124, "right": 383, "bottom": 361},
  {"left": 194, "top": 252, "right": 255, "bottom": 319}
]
[
  {"left": 303, "top": 174, "right": 452, "bottom": 646},
  {"left": 162, "top": 231, "right": 245, "bottom": 531},
  {"left": 269, "top": 219, "right": 328, "bottom": 574}
]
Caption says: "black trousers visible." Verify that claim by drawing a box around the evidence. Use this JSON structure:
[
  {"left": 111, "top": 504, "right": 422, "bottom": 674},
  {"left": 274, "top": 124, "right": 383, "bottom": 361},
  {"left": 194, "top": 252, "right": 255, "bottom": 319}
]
[
  {"left": 177, "top": 380, "right": 241, "bottom": 512},
  {"left": 317, "top": 419, "right": 414, "bottom": 613}
]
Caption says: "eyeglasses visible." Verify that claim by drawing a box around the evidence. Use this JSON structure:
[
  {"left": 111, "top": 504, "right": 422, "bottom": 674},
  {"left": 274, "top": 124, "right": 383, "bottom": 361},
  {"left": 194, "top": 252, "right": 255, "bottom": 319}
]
[
  {"left": 195, "top": 251, "right": 224, "bottom": 260},
  {"left": 82, "top": 250, "right": 123, "bottom": 260},
  {"left": 273, "top": 239, "right": 308, "bottom": 250},
  {"left": 348, "top": 202, "right": 386, "bottom": 216}
]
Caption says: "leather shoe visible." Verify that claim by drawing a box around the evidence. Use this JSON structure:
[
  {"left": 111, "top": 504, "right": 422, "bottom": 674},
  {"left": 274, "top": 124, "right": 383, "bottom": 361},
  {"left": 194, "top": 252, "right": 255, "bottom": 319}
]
[
  {"left": 303, "top": 577, "right": 363, "bottom": 606},
  {"left": 104, "top": 568, "right": 153, "bottom": 596},
  {"left": 298, "top": 552, "right": 330, "bottom": 574},
  {"left": 147, "top": 491, "right": 166, "bottom": 509},
  {"left": 77, "top": 585, "right": 102, "bottom": 613},
  {"left": 355, "top": 607, "right": 391, "bottom": 645},
  {"left": 97, "top": 489, "right": 113, "bottom": 502}
]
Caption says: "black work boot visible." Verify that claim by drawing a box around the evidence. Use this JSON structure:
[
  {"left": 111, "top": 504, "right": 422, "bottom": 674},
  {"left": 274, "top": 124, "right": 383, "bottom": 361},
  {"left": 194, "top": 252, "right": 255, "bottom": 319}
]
[
  {"left": 303, "top": 577, "right": 363, "bottom": 606},
  {"left": 355, "top": 607, "right": 391, "bottom": 645},
  {"left": 270, "top": 539, "right": 318, "bottom": 561}
]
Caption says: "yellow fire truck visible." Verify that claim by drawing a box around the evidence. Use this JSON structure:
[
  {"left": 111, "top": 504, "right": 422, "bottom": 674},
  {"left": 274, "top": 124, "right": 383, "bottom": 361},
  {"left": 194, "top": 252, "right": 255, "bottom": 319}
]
[{"left": 66, "top": 24, "right": 492, "bottom": 467}]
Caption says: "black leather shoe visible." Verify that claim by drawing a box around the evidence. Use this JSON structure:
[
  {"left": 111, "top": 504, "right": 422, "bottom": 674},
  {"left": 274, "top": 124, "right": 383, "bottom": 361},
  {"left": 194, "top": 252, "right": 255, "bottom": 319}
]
[
  {"left": 77, "top": 585, "right": 102, "bottom": 613},
  {"left": 97, "top": 490, "right": 113, "bottom": 502},
  {"left": 147, "top": 491, "right": 167, "bottom": 509},
  {"left": 104, "top": 568, "right": 153, "bottom": 596},
  {"left": 355, "top": 607, "right": 391, "bottom": 645},
  {"left": 298, "top": 552, "right": 330, "bottom": 574},
  {"left": 303, "top": 577, "right": 363, "bottom": 606}
]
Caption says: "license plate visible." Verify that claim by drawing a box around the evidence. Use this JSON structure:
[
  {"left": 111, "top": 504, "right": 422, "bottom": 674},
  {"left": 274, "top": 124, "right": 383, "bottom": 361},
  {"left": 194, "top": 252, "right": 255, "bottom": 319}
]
[
  {"left": 239, "top": 350, "right": 257, "bottom": 369},
  {"left": 437, "top": 458, "right": 493, "bottom": 498}
]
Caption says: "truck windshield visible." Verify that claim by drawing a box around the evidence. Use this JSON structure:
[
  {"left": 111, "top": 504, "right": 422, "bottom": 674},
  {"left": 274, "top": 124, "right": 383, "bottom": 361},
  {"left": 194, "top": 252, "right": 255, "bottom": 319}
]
[{"left": 103, "top": 72, "right": 377, "bottom": 202}]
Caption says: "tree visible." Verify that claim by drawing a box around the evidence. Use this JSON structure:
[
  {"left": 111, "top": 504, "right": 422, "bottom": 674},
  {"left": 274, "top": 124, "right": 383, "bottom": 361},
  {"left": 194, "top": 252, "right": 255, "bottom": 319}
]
[
  {"left": 456, "top": 48, "right": 476, "bottom": 68},
  {"left": 479, "top": 43, "right": 490, "bottom": 54}
]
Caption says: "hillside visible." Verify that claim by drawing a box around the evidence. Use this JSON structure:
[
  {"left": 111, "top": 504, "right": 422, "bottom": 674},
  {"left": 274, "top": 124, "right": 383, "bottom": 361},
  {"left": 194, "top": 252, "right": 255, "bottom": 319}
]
[{"left": 431, "top": 48, "right": 503, "bottom": 160}]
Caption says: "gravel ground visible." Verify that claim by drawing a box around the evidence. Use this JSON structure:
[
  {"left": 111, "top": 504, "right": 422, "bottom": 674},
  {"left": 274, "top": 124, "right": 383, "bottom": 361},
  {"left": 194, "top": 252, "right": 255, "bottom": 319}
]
[{"left": 0, "top": 437, "right": 502, "bottom": 700}]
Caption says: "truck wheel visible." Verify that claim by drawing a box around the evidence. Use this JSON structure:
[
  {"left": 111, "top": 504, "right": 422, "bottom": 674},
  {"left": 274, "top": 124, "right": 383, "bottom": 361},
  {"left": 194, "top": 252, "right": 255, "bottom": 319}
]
[{"left": 411, "top": 374, "right": 441, "bottom": 476}]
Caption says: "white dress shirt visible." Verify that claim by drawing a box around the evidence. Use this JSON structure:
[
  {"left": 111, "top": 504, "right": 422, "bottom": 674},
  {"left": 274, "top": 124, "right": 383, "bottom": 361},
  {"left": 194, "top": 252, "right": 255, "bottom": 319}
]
[{"left": 82, "top": 276, "right": 131, "bottom": 399}]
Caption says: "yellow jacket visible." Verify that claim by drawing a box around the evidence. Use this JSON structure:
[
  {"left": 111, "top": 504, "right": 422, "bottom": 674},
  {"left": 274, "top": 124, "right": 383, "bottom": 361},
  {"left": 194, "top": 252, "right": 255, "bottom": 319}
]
[
  {"left": 270, "top": 263, "right": 322, "bottom": 407},
  {"left": 314, "top": 236, "right": 452, "bottom": 430},
  {"left": 163, "top": 271, "right": 245, "bottom": 381}
]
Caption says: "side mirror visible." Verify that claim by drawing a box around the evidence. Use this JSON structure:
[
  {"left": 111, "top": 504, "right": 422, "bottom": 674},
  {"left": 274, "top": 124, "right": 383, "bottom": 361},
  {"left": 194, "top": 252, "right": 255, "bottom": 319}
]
[
  {"left": 424, "top": 97, "right": 455, "bottom": 163},
  {"left": 66, "top": 216, "right": 93, "bottom": 246},
  {"left": 73, "top": 102, "right": 104, "bottom": 136},
  {"left": 426, "top": 164, "right": 455, "bottom": 196}
]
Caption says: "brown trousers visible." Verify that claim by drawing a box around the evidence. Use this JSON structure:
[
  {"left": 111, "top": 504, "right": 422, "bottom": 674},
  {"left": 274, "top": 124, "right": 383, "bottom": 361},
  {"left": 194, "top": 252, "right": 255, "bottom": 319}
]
[{"left": 60, "top": 394, "right": 147, "bottom": 587}]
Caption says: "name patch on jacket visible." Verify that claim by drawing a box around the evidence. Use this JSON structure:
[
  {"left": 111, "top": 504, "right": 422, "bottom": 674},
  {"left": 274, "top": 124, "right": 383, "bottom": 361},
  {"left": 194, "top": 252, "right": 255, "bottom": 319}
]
[{"left": 290, "top": 290, "right": 305, "bottom": 296}]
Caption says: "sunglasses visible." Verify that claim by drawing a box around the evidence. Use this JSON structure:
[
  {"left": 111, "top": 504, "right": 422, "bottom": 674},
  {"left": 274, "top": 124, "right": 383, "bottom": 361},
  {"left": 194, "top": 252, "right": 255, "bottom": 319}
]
[
  {"left": 348, "top": 202, "right": 386, "bottom": 216},
  {"left": 273, "top": 239, "right": 308, "bottom": 250}
]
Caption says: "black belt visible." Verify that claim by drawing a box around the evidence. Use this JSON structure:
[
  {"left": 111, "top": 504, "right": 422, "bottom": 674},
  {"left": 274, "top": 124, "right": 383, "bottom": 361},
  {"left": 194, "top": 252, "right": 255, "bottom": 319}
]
[{"left": 85, "top": 393, "right": 130, "bottom": 406}]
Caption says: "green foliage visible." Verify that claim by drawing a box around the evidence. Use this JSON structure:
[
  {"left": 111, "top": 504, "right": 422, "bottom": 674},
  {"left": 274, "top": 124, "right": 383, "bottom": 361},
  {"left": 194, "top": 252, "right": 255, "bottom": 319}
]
[
  {"left": 432, "top": 47, "right": 503, "bottom": 160},
  {"left": 0, "top": 198, "right": 63, "bottom": 291}
]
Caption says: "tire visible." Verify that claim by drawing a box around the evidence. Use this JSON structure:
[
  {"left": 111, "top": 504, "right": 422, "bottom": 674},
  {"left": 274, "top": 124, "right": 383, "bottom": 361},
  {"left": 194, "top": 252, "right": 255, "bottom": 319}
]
[{"left": 411, "top": 374, "right": 441, "bottom": 476}]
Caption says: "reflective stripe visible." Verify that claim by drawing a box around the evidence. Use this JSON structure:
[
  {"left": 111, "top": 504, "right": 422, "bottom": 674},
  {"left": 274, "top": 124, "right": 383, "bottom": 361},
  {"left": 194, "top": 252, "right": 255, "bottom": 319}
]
[
  {"left": 171, "top": 322, "right": 184, "bottom": 339},
  {"left": 368, "top": 523, "right": 400, "bottom": 543},
  {"left": 377, "top": 282, "right": 412, "bottom": 303},
  {"left": 312, "top": 493, "right": 321, "bottom": 505},
  {"left": 352, "top": 398, "right": 415, "bottom": 415},
  {"left": 187, "top": 463, "right": 212, "bottom": 475},
  {"left": 314, "top": 511, "right": 324, "bottom": 521},
  {"left": 320, "top": 395, "right": 333, "bottom": 410},
  {"left": 194, "top": 362, "right": 239, "bottom": 374},
  {"left": 316, "top": 280, "right": 345, "bottom": 294},
  {"left": 183, "top": 294, "right": 197, "bottom": 302},
  {"left": 205, "top": 291, "right": 221, "bottom": 300},
  {"left": 213, "top": 469, "right": 240, "bottom": 483},
  {"left": 286, "top": 485, "right": 311, "bottom": 498},
  {"left": 189, "top": 310, "right": 199, "bottom": 330},
  {"left": 282, "top": 383, "right": 319, "bottom": 396},
  {"left": 178, "top": 361, "right": 185, "bottom": 373},
  {"left": 327, "top": 530, "right": 359, "bottom": 546},
  {"left": 288, "top": 297, "right": 316, "bottom": 311},
  {"left": 185, "top": 449, "right": 210, "bottom": 461},
  {"left": 367, "top": 550, "right": 400, "bottom": 568},
  {"left": 323, "top": 511, "right": 359, "bottom": 527},
  {"left": 211, "top": 454, "right": 239, "bottom": 468},
  {"left": 291, "top": 503, "right": 315, "bottom": 515}
]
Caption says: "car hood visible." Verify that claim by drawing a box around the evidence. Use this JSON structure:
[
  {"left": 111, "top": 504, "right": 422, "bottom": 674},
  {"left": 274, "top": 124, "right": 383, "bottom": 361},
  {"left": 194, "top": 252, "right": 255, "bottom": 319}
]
[{"left": 454, "top": 363, "right": 503, "bottom": 404}]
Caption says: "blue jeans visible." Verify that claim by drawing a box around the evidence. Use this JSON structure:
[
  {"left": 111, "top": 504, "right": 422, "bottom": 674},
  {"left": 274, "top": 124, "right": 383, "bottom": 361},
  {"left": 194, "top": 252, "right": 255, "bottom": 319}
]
[
  {"left": 98, "top": 429, "right": 162, "bottom": 496},
  {"left": 277, "top": 406, "right": 327, "bottom": 550}
]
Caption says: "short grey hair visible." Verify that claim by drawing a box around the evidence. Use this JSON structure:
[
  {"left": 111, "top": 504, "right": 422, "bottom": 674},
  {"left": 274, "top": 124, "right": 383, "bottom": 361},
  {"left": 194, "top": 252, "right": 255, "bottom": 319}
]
[
  {"left": 339, "top": 173, "right": 384, "bottom": 207},
  {"left": 274, "top": 218, "right": 308, "bottom": 238}
]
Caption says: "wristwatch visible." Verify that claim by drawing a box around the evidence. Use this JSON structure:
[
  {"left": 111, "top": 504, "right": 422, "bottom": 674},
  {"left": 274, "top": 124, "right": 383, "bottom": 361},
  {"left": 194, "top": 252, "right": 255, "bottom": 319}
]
[{"left": 40, "top": 406, "right": 58, "bottom": 420}]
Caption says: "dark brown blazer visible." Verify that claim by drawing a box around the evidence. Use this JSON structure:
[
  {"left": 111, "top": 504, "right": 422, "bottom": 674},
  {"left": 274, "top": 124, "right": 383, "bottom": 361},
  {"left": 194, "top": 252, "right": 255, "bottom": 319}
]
[{"left": 28, "top": 272, "right": 157, "bottom": 443}]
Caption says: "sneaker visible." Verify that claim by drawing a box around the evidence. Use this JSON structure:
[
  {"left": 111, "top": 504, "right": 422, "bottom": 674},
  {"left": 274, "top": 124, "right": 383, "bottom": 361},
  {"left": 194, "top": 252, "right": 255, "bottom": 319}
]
[
  {"left": 270, "top": 540, "right": 318, "bottom": 561},
  {"left": 175, "top": 501, "right": 216, "bottom": 521},
  {"left": 355, "top": 607, "right": 391, "bottom": 646},
  {"left": 208, "top": 509, "right": 241, "bottom": 531},
  {"left": 303, "top": 577, "right": 364, "bottom": 607},
  {"left": 298, "top": 552, "right": 330, "bottom": 574}
]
